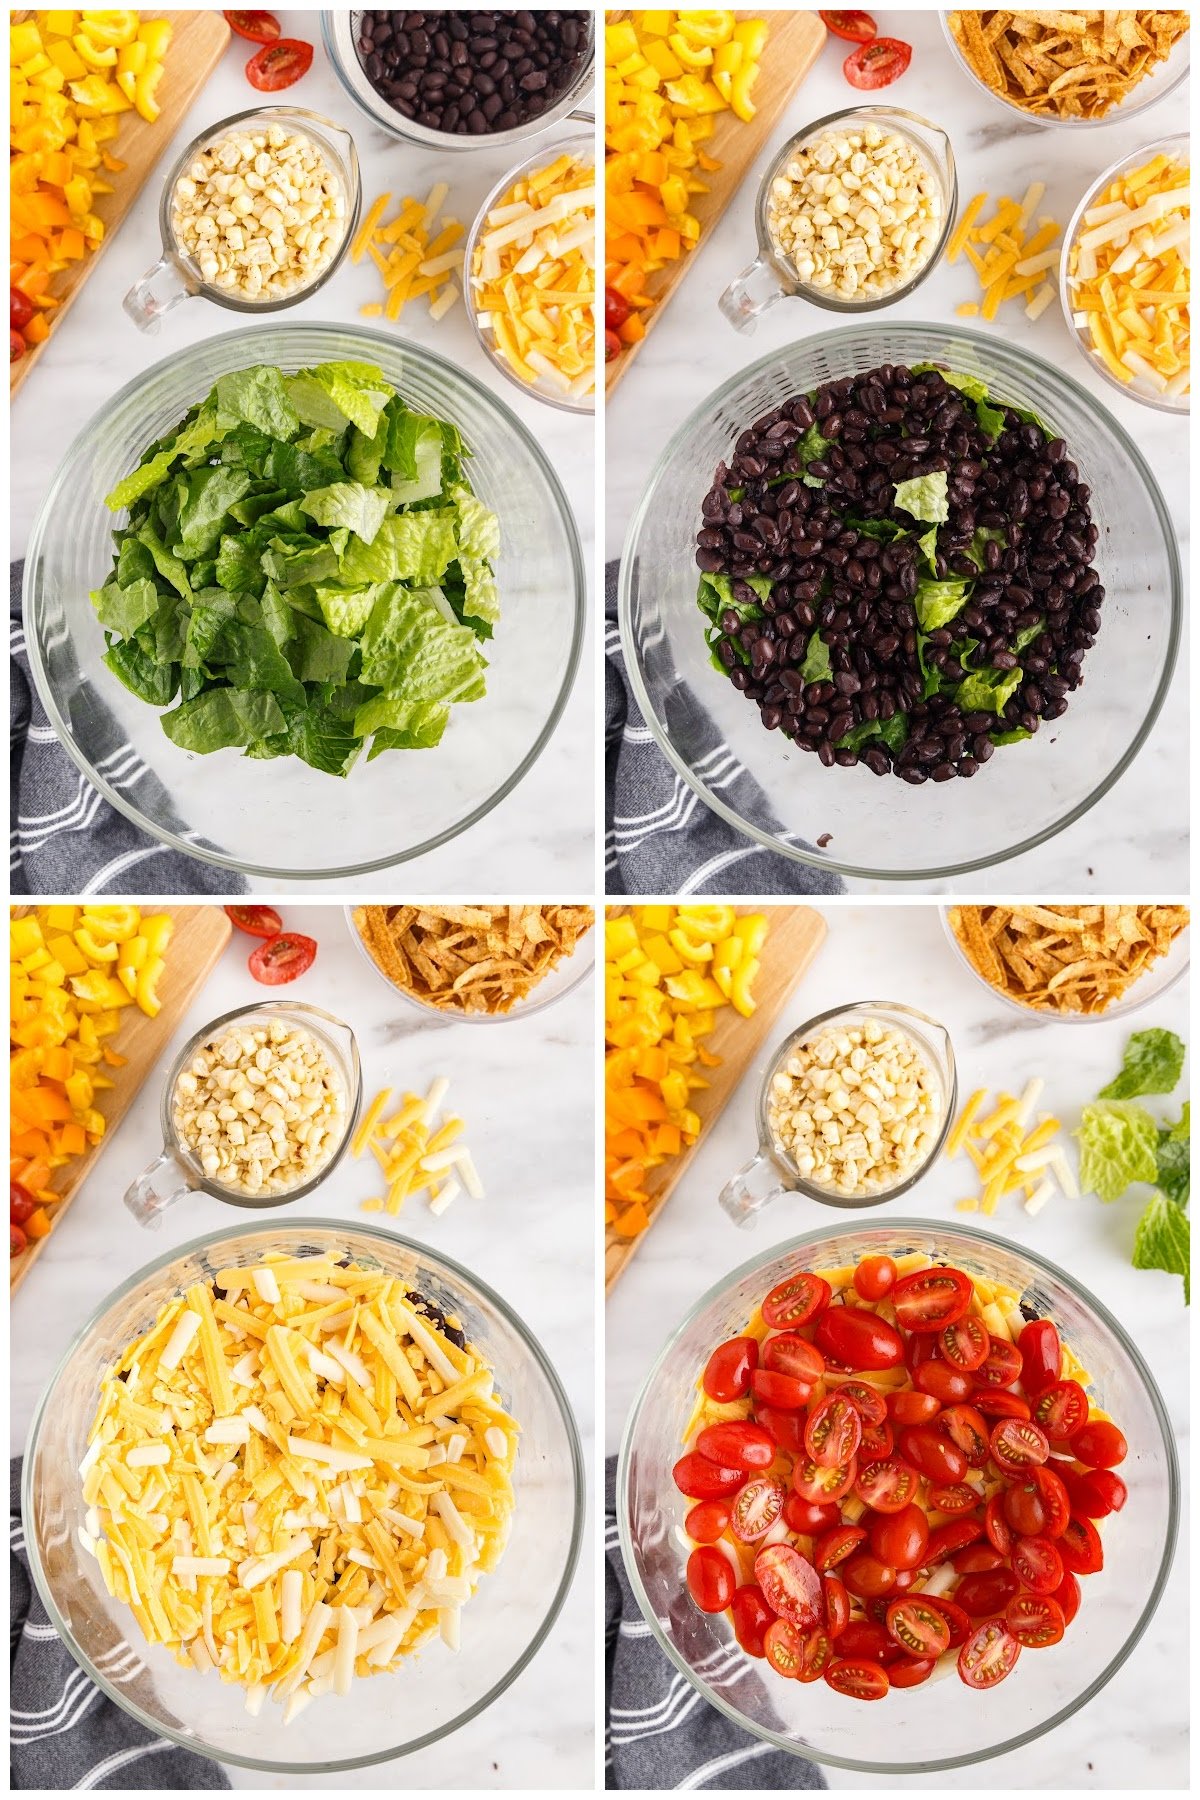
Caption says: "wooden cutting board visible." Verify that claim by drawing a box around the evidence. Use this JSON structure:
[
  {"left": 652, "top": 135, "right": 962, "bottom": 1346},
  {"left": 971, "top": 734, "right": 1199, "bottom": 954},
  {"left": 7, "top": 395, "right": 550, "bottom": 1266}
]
[
  {"left": 11, "top": 905, "right": 233, "bottom": 1293},
  {"left": 606, "top": 905, "right": 826, "bottom": 1291},
  {"left": 606, "top": 9, "right": 827, "bottom": 395},
  {"left": 10, "top": 8, "right": 231, "bottom": 397}
]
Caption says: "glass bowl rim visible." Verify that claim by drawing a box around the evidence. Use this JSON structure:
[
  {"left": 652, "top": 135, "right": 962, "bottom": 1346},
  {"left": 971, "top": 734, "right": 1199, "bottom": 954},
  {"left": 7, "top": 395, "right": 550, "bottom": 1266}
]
[
  {"left": 936, "top": 10, "right": 1191, "bottom": 129},
  {"left": 21, "top": 1216, "right": 586, "bottom": 1772},
  {"left": 1057, "top": 132, "right": 1190, "bottom": 415},
  {"left": 21, "top": 320, "right": 587, "bottom": 881},
  {"left": 938, "top": 905, "right": 1190, "bottom": 1023},
  {"left": 617, "top": 319, "right": 1182, "bottom": 881},
  {"left": 342, "top": 904, "right": 596, "bottom": 1024},
  {"left": 616, "top": 1215, "right": 1180, "bottom": 1773},
  {"left": 462, "top": 129, "right": 596, "bottom": 414}
]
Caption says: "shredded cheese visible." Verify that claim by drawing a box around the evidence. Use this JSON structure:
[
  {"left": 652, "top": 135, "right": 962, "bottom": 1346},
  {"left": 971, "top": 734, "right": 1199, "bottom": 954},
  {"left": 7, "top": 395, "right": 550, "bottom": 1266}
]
[
  {"left": 355, "top": 1076, "right": 483, "bottom": 1217},
  {"left": 953, "top": 188, "right": 1062, "bottom": 321}
]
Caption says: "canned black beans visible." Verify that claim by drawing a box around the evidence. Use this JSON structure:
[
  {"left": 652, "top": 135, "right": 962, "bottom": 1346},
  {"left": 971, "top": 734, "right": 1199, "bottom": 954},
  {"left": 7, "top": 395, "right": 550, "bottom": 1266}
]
[
  {"left": 695, "top": 362, "right": 1103, "bottom": 785},
  {"left": 355, "top": 10, "right": 590, "bottom": 137}
]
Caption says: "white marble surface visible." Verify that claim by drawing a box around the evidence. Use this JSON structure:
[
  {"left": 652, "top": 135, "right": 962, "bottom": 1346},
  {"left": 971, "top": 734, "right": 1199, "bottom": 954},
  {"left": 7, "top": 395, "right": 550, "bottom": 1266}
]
[
  {"left": 10, "top": 904, "right": 596, "bottom": 1788},
  {"left": 605, "top": 903, "right": 1189, "bottom": 1788},
  {"left": 10, "top": 10, "right": 596, "bottom": 894},
  {"left": 605, "top": 9, "right": 1189, "bottom": 894}
]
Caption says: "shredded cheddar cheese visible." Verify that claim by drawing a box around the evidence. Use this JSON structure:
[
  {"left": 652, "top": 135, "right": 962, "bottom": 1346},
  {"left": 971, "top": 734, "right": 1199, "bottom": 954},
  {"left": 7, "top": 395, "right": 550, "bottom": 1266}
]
[
  {"left": 949, "top": 186, "right": 1062, "bottom": 323},
  {"left": 354, "top": 181, "right": 463, "bottom": 324},
  {"left": 81, "top": 1253, "right": 516, "bottom": 1717},
  {"left": 948, "top": 1077, "right": 1076, "bottom": 1217},
  {"left": 354, "top": 1075, "right": 481, "bottom": 1216}
]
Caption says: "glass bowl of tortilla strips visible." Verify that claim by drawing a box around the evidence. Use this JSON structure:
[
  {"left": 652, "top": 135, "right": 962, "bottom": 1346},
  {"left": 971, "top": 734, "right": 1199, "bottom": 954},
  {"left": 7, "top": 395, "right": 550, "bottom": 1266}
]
[
  {"left": 941, "top": 904, "right": 1189, "bottom": 1021},
  {"left": 941, "top": 11, "right": 1190, "bottom": 127},
  {"left": 346, "top": 905, "right": 595, "bottom": 1023}
]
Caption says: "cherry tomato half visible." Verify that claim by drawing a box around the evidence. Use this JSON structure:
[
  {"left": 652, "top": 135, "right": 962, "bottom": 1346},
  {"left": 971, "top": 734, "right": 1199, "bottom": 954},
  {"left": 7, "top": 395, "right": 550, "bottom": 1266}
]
[
  {"left": 245, "top": 37, "right": 313, "bottom": 91},
  {"left": 1028, "top": 1464, "right": 1072, "bottom": 1536},
  {"left": 763, "top": 1332, "right": 826, "bottom": 1383},
  {"left": 764, "top": 1616, "right": 805, "bottom": 1678},
  {"left": 672, "top": 1451, "right": 743, "bottom": 1499},
  {"left": 1053, "top": 1570, "right": 1082, "bottom": 1625},
  {"left": 805, "top": 1394, "right": 863, "bottom": 1469},
  {"left": 1059, "top": 1513, "right": 1104, "bottom": 1575},
  {"left": 11, "top": 287, "right": 35, "bottom": 331},
  {"left": 11, "top": 1221, "right": 27, "bottom": 1257},
  {"left": 929, "top": 1481, "right": 978, "bottom": 1515},
  {"left": 685, "top": 1499, "right": 730, "bottom": 1543},
  {"left": 702, "top": 1336, "right": 758, "bottom": 1402},
  {"left": 898, "top": 1424, "right": 967, "bottom": 1485},
  {"left": 813, "top": 1524, "right": 867, "bottom": 1573},
  {"left": 1060, "top": 1466, "right": 1128, "bottom": 1517},
  {"left": 891, "top": 1266, "right": 973, "bottom": 1332},
  {"left": 730, "top": 1475, "right": 786, "bottom": 1543},
  {"left": 958, "top": 1620, "right": 1021, "bottom": 1689},
  {"left": 990, "top": 1418, "right": 1050, "bottom": 1473},
  {"left": 858, "top": 1418, "right": 895, "bottom": 1461},
  {"left": 869, "top": 1502, "right": 928, "bottom": 1571},
  {"left": 835, "top": 1620, "right": 892, "bottom": 1662},
  {"left": 756, "top": 1404, "right": 807, "bottom": 1454},
  {"left": 248, "top": 931, "right": 316, "bottom": 983},
  {"left": 1033, "top": 1379, "right": 1089, "bottom": 1441},
  {"left": 605, "top": 329, "right": 623, "bottom": 363},
  {"left": 984, "top": 1491, "right": 1015, "bottom": 1555},
  {"left": 825, "top": 1658, "right": 889, "bottom": 1699},
  {"left": 11, "top": 329, "right": 26, "bottom": 363},
  {"left": 889, "top": 1654, "right": 937, "bottom": 1687},
  {"left": 955, "top": 1567, "right": 1018, "bottom": 1617},
  {"left": 889, "top": 1389, "right": 941, "bottom": 1425},
  {"left": 751, "top": 1368, "right": 813, "bottom": 1410},
  {"left": 838, "top": 1381, "right": 887, "bottom": 1427},
  {"left": 823, "top": 1571, "right": 851, "bottom": 1637},
  {"left": 972, "top": 1389, "right": 1032, "bottom": 1420},
  {"left": 924, "top": 1518, "right": 984, "bottom": 1563},
  {"left": 854, "top": 1455, "right": 919, "bottom": 1514},
  {"left": 224, "top": 9, "right": 280, "bottom": 42},
  {"left": 953, "top": 1543, "right": 1005, "bottom": 1574},
  {"left": 852, "top": 1253, "right": 896, "bottom": 1300},
  {"left": 819, "top": 9, "right": 877, "bottom": 41},
  {"left": 940, "top": 1314, "right": 989, "bottom": 1371},
  {"left": 815, "top": 1306, "right": 904, "bottom": 1370},
  {"left": 687, "top": 1545, "right": 735, "bottom": 1612},
  {"left": 914, "top": 1359, "right": 972, "bottom": 1404},
  {"left": 1012, "top": 1534, "right": 1064, "bottom": 1595},
  {"left": 604, "top": 286, "right": 631, "bottom": 331},
  {"left": 1005, "top": 1590, "right": 1066, "bottom": 1648},
  {"left": 11, "top": 1181, "right": 37, "bottom": 1225},
  {"left": 842, "top": 1551, "right": 897, "bottom": 1600},
  {"left": 792, "top": 1454, "right": 857, "bottom": 1506},
  {"left": 1018, "top": 1318, "right": 1062, "bottom": 1395},
  {"left": 755, "top": 1543, "right": 822, "bottom": 1628},
  {"left": 696, "top": 1420, "right": 775, "bottom": 1471},
  {"left": 843, "top": 34, "right": 912, "bottom": 88},
  {"left": 1068, "top": 1419, "right": 1128, "bottom": 1469},
  {"left": 225, "top": 903, "right": 283, "bottom": 937},
  {"left": 731, "top": 1583, "right": 773, "bottom": 1656},
  {"left": 975, "top": 1337, "right": 1023, "bottom": 1388},
  {"left": 924, "top": 1595, "right": 972, "bottom": 1648},
  {"left": 886, "top": 1598, "right": 950, "bottom": 1658},
  {"left": 762, "top": 1270, "right": 832, "bottom": 1329}
]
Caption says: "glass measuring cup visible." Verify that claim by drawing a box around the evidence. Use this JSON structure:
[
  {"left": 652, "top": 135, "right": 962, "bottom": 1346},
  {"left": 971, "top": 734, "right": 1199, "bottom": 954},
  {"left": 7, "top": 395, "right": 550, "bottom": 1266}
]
[
  {"left": 719, "top": 1001, "right": 956, "bottom": 1226},
  {"left": 720, "top": 105, "right": 957, "bottom": 333},
  {"left": 124, "top": 1001, "right": 362, "bottom": 1226},
  {"left": 124, "top": 106, "right": 361, "bottom": 331}
]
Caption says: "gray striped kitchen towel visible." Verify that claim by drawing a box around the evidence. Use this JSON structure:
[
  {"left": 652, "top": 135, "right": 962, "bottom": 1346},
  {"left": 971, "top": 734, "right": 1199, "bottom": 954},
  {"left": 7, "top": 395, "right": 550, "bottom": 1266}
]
[
  {"left": 11, "top": 565, "right": 247, "bottom": 896},
  {"left": 605, "top": 563, "right": 843, "bottom": 897},
  {"left": 11, "top": 1460, "right": 230, "bottom": 1790},
  {"left": 606, "top": 1458, "right": 826, "bottom": 1790}
]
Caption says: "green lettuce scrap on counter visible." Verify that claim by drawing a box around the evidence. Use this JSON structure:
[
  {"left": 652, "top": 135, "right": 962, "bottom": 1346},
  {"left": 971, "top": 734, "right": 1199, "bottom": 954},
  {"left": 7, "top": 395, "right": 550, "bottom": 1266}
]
[{"left": 90, "top": 361, "right": 500, "bottom": 775}]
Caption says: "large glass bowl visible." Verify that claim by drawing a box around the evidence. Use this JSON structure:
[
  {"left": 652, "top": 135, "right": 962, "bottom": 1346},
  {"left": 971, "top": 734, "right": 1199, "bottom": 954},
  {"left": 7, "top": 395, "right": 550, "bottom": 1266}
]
[
  {"left": 23, "top": 1222, "right": 584, "bottom": 1772},
  {"left": 619, "top": 324, "right": 1181, "bottom": 881},
  {"left": 618, "top": 1220, "right": 1178, "bottom": 1773},
  {"left": 22, "top": 324, "right": 585, "bottom": 880},
  {"left": 938, "top": 11, "right": 1191, "bottom": 129},
  {"left": 940, "top": 906, "right": 1190, "bottom": 1025}
]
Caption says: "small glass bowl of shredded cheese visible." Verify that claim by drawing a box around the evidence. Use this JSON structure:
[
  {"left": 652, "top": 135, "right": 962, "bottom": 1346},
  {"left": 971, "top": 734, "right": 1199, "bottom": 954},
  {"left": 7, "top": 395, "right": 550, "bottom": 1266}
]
[
  {"left": 23, "top": 1224, "right": 584, "bottom": 1768},
  {"left": 464, "top": 131, "right": 596, "bottom": 413},
  {"left": 1060, "top": 135, "right": 1189, "bottom": 413}
]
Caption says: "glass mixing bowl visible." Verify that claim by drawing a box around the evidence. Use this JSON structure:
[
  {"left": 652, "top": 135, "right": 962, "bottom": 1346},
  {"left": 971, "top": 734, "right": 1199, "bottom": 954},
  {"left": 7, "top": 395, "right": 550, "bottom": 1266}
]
[
  {"left": 23, "top": 1222, "right": 584, "bottom": 1772},
  {"left": 940, "top": 906, "right": 1190, "bottom": 1024},
  {"left": 618, "top": 1220, "right": 1178, "bottom": 1773},
  {"left": 619, "top": 323, "right": 1181, "bottom": 881},
  {"left": 23, "top": 324, "right": 585, "bottom": 881}
]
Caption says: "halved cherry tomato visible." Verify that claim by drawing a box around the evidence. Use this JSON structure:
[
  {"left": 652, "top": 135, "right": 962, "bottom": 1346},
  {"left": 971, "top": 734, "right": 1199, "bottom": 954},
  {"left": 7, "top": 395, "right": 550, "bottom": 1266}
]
[
  {"left": 604, "top": 286, "right": 631, "bottom": 331},
  {"left": 245, "top": 37, "right": 313, "bottom": 90},
  {"left": 858, "top": 1418, "right": 895, "bottom": 1461},
  {"left": 914, "top": 1360, "right": 971, "bottom": 1404},
  {"left": 672, "top": 1452, "right": 743, "bottom": 1499},
  {"left": 825, "top": 1658, "right": 889, "bottom": 1699},
  {"left": 889, "top": 1654, "right": 937, "bottom": 1686},
  {"left": 1068, "top": 1420, "right": 1128, "bottom": 1469},
  {"left": 984, "top": 1492, "right": 1014, "bottom": 1554},
  {"left": 869, "top": 1502, "right": 928, "bottom": 1571},
  {"left": 838, "top": 1381, "right": 887, "bottom": 1427},
  {"left": 889, "top": 1389, "right": 941, "bottom": 1425},
  {"left": 924, "top": 1518, "right": 984, "bottom": 1563},
  {"left": 224, "top": 9, "right": 280, "bottom": 41},
  {"left": 11, "top": 1181, "right": 37, "bottom": 1225},
  {"left": 842, "top": 1551, "right": 897, "bottom": 1600},
  {"left": 11, "top": 287, "right": 35, "bottom": 331},
  {"left": 815, "top": 1306, "right": 904, "bottom": 1370},
  {"left": 763, "top": 1332, "right": 825, "bottom": 1382},
  {"left": 762, "top": 1271, "right": 831, "bottom": 1329},
  {"left": 843, "top": 34, "right": 911, "bottom": 88},
  {"left": 696, "top": 1421, "right": 775, "bottom": 1471},
  {"left": 796, "top": 1627, "right": 836, "bottom": 1682},
  {"left": 940, "top": 1314, "right": 989, "bottom": 1371},
  {"left": 605, "top": 329, "right": 623, "bottom": 363},
  {"left": 687, "top": 1545, "right": 735, "bottom": 1612},
  {"left": 990, "top": 1418, "right": 1050, "bottom": 1473},
  {"left": 898, "top": 1424, "right": 967, "bottom": 1485},
  {"left": 853, "top": 1456, "right": 918, "bottom": 1514},
  {"left": 248, "top": 931, "right": 316, "bottom": 983},
  {"left": 731, "top": 1583, "right": 773, "bottom": 1656},
  {"left": 764, "top": 1617, "right": 804, "bottom": 1678},
  {"left": 685, "top": 1499, "right": 730, "bottom": 1543},
  {"left": 835, "top": 1620, "right": 892, "bottom": 1662},
  {"left": 972, "top": 1390, "right": 1031, "bottom": 1421},
  {"left": 225, "top": 903, "right": 283, "bottom": 937},
  {"left": 1059, "top": 1514, "right": 1104, "bottom": 1575},
  {"left": 1053, "top": 1570, "right": 1082, "bottom": 1625},
  {"left": 891, "top": 1267, "right": 972, "bottom": 1332},
  {"left": 823, "top": 1572, "right": 850, "bottom": 1637},
  {"left": 820, "top": 8, "right": 876, "bottom": 40},
  {"left": 1033, "top": 1379, "right": 1088, "bottom": 1441},
  {"left": 1006, "top": 1590, "right": 1066, "bottom": 1648},
  {"left": 784, "top": 1491, "right": 839, "bottom": 1534},
  {"left": 853, "top": 1253, "right": 896, "bottom": 1300},
  {"left": 1059, "top": 1466, "right": 1127, "bottom": 1517},
  {"left": 792, "top": 1455, "right": 857, "bottom": 1505},
  {"left": 751, "top": 1369, "right": 812, "bottom": 1410},
  {"left": 952, "top": 1543, "right": 1005, "bottom": 1574},
  {"left": 805, "top": 1395, "right": 862, "bottom": 1469},
  {"left": 1027, "top": 1464, "right": 1071, "bottom": 1536},
  {"left": 975, "top": 1337, "right": 1023, "bottom": 1388},
  {"left": 929, "top": 1481, "right": 978, "bottom": 1515},
  {"left": 755, "top": 1543, "right": 822, "bottom": 1628},
  {"left": 703, "top": 1336, "right": 758, "bottom": 1402},
  {"left": 955, "top": 1567, "right": 1018, "bottom": 1616},
  {"left": 1012, "top": 1534, "right": 1064, "bottom": 1594},
  {"left": 924, "top": 1595, "right": 972, "bottom": 1648},
  {"left": 813, "top": 1524, "right": 867, "bottom": 1573},
  {"left": 11, "top": 1222, "right": 27, "bottom": 1256},
  {"left": 886, "top": 1598, "right": 950, "bottom": 1658},
  {"left": 730, "top": 1475, "right": 786, "bottom": 1542},
  {"left": 756, "top": 1405, "right": 807, "bottom": 1455},
  {"left": 958, "top": 1619, "right": 1021, "bottom": 1689},
  {"left": 1018, "top": 1318, "right": 1062, "bottom": 1395}
]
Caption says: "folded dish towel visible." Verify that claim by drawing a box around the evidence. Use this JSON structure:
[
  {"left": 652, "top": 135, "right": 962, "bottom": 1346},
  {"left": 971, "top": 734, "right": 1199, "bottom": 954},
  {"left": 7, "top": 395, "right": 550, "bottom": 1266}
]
[
  {"left": 605, "top": 563, "right": 844, "bottom": 897},
  {"left": 10, "top": 565, "right": 247, "bottom": 896},
  {"left": 10, "top": 1459, "right": 230, "bottom": 1790},
  {"left": 605, "top": 1458, "right": 826, "bottom": 1790}
]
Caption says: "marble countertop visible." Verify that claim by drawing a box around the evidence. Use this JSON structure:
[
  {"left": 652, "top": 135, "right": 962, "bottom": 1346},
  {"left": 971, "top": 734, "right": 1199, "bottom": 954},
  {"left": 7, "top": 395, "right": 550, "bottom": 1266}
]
[
  {"left": 606, "top": 10, "right": 1190, "bottom": 894},
  {"left": 606, "top": 903, "right": 1189, "bottom": 1789},
  {"left": 11, "top": 905, "right": 596, "bottom": 1789},
  {"left": 10, "top": 13, "right": 595, "bottom": 895}
]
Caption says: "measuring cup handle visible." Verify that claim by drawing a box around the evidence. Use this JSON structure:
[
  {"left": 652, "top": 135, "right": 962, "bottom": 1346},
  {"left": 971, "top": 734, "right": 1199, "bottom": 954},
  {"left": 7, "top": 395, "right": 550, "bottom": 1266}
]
[
  {"left": 719, "top": 255, "right": 782, "bottom": 334},
  {"left": 124, "top": 1149, "right": 194, "bottom": 1228},
  {"left": 123, "top": 250, "right": 199, "bottom": 333},
  {"left": 719, "top": 1149, "right": 788, "bottom": 1228}
]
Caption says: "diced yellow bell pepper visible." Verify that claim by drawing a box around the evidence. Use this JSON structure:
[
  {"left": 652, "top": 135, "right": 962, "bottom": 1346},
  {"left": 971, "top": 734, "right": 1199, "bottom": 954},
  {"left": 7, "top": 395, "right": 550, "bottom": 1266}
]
[
  {"left": 136, "top": 955, "right": 165, "bottom": 1016},
  {"left": 10, "top": 21, "right": 44, "bottom": 64},
  {"left": 74, "top": 926, "right": 119, "bottom": 964}
]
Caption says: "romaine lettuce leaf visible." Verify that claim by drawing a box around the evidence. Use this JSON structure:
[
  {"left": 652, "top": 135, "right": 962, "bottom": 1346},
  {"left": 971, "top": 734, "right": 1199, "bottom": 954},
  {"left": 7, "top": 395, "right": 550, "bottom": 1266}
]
[
  {"left": 1098, "top": 1028, "right": 1186, "bottom": 1100},
  {"left": 338, "top": 511, "right": 458, "bottom": 586},
  {"left": 161, "top": 687, "right": 287, "bottom": 753},
  {"left": 1076, "top": 1101, "right": 1160, "bottom": 1202},
  {"left": 299, "top": 481, "right": 391, "bottom": 544},
  {"left": 894, "top": 471, "right": 950, "bottom": 525}
]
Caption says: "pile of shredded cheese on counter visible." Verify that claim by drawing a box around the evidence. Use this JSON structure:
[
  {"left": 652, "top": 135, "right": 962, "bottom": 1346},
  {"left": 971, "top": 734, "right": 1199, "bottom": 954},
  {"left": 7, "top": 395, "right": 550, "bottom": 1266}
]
[
  {"left": 949, "top": 182, "right": 1061, "bottom": 323},
  {"left": 947, "top": 1077, "right": 1077, "bottom": 1218},
  {"left": 354, "top": 1075, "right": 483, "bottom": 1218},
  {"left": 355, "top": 181, "right": 463, "bottom": 323},
  {"left": 81, "top": 1254, "right": 516, "bottom": 1720}
]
